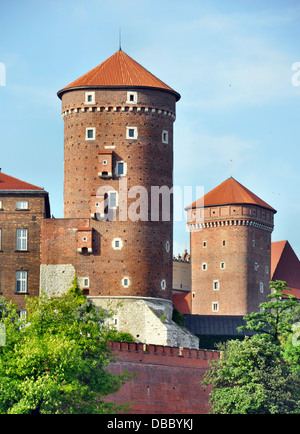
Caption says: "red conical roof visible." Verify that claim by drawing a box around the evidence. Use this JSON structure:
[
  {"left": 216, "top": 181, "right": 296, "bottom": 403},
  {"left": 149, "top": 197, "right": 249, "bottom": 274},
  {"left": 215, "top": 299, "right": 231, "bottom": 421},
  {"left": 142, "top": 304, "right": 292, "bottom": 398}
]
[
  {"left": 186, "top": 177, "right": 276, "bottom": 212},
  {"left": 0, "top": 171, "right": 43, "bottom": 191},
  {"left": 58, "top": 50, "right": 180, "bottom": 100}
]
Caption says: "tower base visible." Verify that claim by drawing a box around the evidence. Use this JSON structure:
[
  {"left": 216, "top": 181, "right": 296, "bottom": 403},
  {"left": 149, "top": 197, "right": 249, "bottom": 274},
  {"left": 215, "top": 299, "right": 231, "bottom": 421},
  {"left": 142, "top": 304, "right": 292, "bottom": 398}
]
[{"left": 89, "top": 296, "right": 199, "bottom": 349}]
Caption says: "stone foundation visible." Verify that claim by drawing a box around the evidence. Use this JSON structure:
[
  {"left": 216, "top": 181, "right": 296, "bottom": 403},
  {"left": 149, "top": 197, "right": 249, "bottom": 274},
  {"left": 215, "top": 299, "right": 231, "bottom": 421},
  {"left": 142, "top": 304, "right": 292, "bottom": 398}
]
[{"left": 89, "top": 296, "right": 199, "bottom": 349}]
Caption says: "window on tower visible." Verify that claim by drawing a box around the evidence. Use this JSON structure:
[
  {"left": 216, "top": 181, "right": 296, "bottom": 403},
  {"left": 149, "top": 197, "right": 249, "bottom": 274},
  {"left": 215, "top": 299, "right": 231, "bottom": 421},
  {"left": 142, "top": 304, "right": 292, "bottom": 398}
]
[
  {"left": 115, "top": 161, "right": 127, "bottom": 177},
  {"left": 86, "top": 127, "right": 95, "bottom": 140},
  {"left": 85, "top": 92, "right": 95, "bottom": 104},
  {"left": 126, "top": 126, "right": 138, "bottom": 140},
  {"left": 162, "top": 130, "right": 169, "bottom": 144},
  {"left": 213, "top": 280, "right": 219, "bottom": 290},
  {"left": 108, "top": 191, "right": 118, "bottom": 209},
  {"left": 212, "top": 302, "right": 219, "bottom": 312},
  {"left": 127, "top": 92, "right": 137, "bottom": 104}
]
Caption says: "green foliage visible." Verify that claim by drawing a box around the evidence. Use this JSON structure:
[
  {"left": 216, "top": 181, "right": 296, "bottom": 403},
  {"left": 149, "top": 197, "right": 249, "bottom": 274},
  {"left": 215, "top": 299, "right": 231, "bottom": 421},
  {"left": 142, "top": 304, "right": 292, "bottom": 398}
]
[
  {"left": 202, "top": 336, "right": 300, "bottom": 414},
  {"left": 238, "top": 281, "right": 300, "bottom": 343},
  {"left": 202, "top": 281, "right": 300, "bottom": 414},
  {"left": 0, "top": 292, "right": 132, "bottom": 414},
  {"left": 102, "top": 330, "right": 135, "bottom": 343},
  {"left": 172, "top": 308, "right": 185, "bottom": 327}
]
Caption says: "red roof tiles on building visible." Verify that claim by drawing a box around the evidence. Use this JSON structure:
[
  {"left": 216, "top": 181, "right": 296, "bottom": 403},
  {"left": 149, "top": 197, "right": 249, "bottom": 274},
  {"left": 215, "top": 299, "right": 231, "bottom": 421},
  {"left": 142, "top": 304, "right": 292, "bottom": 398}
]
[
  {"left": 58, "top": 49, "right": 180, "bottom": 100},
  {"left": 0, "top": 171, "right": 43, "bottom": 191},
  {"left": 271, "top": 240, "right": 300, "bottom": 299},
  {"left": 185, "top": 177, "right": 276, "bottom": 212}
]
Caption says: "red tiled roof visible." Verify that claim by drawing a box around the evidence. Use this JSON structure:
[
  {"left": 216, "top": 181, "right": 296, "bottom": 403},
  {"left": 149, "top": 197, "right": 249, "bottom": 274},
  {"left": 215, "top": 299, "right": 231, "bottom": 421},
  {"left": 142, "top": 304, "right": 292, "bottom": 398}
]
[
  {"left": 271, "top": 240, "right": 300, "bottom": 299},
  {"left": 57, "top": 50, "right": 180, "bottom": 100},
  {"left": 185, "top": 177, "right": 276, "bottom": 212},
  {"left": 0, "top": 172, "right": 43, "bottom": 191}
]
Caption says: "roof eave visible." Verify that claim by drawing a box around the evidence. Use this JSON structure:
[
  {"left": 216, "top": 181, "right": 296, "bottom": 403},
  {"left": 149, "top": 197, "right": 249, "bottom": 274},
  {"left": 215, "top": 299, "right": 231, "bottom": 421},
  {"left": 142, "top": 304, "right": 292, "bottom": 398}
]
[
  {"left": 57, "top": 85, "right": 181, "bottom": 101},
  {"left": 185, "top": 201, "right": 277, "bottom": 213}
]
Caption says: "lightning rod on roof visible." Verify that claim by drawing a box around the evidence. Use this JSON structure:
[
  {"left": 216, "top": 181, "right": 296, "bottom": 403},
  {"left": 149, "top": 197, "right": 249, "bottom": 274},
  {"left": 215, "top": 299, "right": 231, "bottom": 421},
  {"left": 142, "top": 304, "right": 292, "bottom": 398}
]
[
  {"left": 230, "top": 160, "right": 233, "bottom": 178},
  {"left": 119, "top": 27, "right": 122, "bottom": 51}
]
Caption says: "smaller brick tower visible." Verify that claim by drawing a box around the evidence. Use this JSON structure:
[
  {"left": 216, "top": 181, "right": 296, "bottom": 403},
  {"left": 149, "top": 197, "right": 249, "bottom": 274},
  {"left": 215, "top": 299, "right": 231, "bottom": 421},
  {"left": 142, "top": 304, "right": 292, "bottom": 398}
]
[{"left": 186, "top": 177, "right": 276, "bottom": 316}]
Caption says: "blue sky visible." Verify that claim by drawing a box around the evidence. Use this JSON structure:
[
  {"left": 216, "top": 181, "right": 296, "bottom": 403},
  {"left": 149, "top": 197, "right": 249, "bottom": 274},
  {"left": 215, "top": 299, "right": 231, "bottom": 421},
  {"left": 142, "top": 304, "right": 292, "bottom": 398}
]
[{"left": 1, "top": 0, "right": 300, "bottom": 257}]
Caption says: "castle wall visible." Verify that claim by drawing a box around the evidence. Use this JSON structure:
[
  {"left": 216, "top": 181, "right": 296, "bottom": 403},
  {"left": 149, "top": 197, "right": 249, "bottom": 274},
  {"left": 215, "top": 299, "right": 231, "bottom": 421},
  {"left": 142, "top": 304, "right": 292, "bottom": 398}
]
[{"left": 106, "top": 342, "right": 218, "bottom": 414}]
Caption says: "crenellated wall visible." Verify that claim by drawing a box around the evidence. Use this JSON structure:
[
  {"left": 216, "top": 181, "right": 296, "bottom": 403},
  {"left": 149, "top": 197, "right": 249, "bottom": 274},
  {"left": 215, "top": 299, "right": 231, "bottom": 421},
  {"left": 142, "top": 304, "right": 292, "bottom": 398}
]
[{"left": 106, "top": 342, "right": 219, "bottom": 414}]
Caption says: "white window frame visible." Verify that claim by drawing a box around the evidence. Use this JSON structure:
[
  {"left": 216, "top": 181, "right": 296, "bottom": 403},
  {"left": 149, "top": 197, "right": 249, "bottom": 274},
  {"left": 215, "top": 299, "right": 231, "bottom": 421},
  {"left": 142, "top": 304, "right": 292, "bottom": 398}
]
[
  {"left": 85, "top": 91, "right": 95, "bottom": 104},
  {"left": 213, "top": 280, "right": 219, "bottom": 291},
  {"left": 115, "top": 161, "right": 127, "bottom": 177},
  {"left": 202, "top": 263, "right": 207, "bottom": 271},
  {"left": 85, "top": 127, "right": 96, "bottom": 140},
  {"left": 203, "top": 241, "right": 207, "bottom": 248},
  {"left": 259, "top": 282, "right": 264, "bottom": 293},
  {"left": 16, "top": 201, "right": 28, "bottom": 210},
  {"left": 162, "top": 130, "right": 169, "bottom": 144},
  {"left": 220, "top": 262, "right": 226, "bottom": 269},
  {"left": 108, "top": 191, "right": 118, "bottom": 209},
  {"left": 112, "top": 238, "right": 123, "bottom": 250},
  {"left": 83, "top": 278, "right": 90, "bottom": 288},
  {"left": 212, "top": 302, "right": 219, "bottom": 312},
  {"left": 0, "top": 200, "right": 2, "bottom": 209},
  {"left": 166, "top": 241, "right": 170, "bottom": 253},
  {"left": 16, "top": 229, "right": 28, "bottom": 251},
  {"left": 0, "top": 229, "right": 2, "bottom": 250},
  {"left": 16, "top": 271, "right": 28, "bottom": 293},
  {"left": 126, "top": 126, "right": 138, "bottom": 140},
  {"left": 126, "top": 91, "right": 137, "bottom": 104},
  {"left": 122, "top": 277, "right": 130, "bottom": 288},
  {"left": 161, "top": 279, "right": 167, "bottom": 290}
]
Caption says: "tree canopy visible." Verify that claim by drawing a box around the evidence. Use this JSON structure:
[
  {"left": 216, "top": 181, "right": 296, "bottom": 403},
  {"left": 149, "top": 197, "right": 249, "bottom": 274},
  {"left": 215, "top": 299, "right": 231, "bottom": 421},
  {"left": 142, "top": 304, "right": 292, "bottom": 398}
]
[
  {"left": 202, "top": 281, "right": 300, "bottom": 414},
  {"left": 0, "top": 288, "right": 131, "bottom": 414}
]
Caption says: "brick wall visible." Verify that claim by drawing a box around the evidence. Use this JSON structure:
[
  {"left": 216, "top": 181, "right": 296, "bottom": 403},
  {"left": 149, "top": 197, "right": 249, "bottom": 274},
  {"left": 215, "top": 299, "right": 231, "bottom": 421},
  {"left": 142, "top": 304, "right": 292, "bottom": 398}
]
[
  {"left": 0, "top": 193, "right": 48, "bottom": 309},
  {"left": 106, "top": 342, "right": 218, "bottom": 414}
]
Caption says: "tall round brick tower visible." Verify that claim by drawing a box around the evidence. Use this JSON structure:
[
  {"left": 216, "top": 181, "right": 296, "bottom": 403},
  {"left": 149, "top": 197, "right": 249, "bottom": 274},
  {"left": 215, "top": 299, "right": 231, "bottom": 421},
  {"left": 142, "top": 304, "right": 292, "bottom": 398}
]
[
  {"left": 52, "top": 50, "right": 198, "bottom": 347},
  {"left": 186, "top": 177, "right": 276, "bottom": 316}
]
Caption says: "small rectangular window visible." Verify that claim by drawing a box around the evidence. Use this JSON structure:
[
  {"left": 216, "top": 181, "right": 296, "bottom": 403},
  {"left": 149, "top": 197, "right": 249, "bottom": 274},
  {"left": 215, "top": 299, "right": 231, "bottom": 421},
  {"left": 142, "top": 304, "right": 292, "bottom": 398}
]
[
  {"left": 86, "top": 127, "right": 95, "bottom": 140},
  {"left": 126, "top": 126, "right": 138, "bottom": 139},
  {"left": 0, "top": 200, "right": 2, "bottom": 209},
  {"left": 212, "top": 302, "right": 219, "bottom": 312},
  {"left": 108, "top": 191, "right": 118, "bottom": 209},
  {"left": 203, "top": 241, "right": 207, "bottom": 248},
  {"left": 202, "top": 263, "right": 207, "bottom": 271},
  {"left": 16, "top": 201, "right": 28, "bottom": 210},
  {"left": 259, "top": 282, "right": 264, "bottom": 293},
  {"left": 117, "top": 162, "right": 124, "bottom": 175},
  {"left": 85, "top": 92, "right": 95, "bottom": 104},
  {"left": 83, "top": 278, "right": 89, "bottom": 288},
  {"left": 220, "top": 262, "right": 226, "bottom": 269},
  {"left": 16, "top": 271, "right": 27, "bottom": 293},
  {"left": 16, "top": 229, "right": 28, "bottom": 251},
  {"left": 162, "top": 130, "right": 169, "bottom": 144},
  {"left": 213, "top": 280, "right": 219, "bottom": 290},
  {"left": 126, "top": 92, "right": 137, "bottom": 104},
  {"left": 0, "top": 229, "right": 2, "bottom": 250},
  {"left": 222, "top": 240, "right": 226, "bottom": 246}
]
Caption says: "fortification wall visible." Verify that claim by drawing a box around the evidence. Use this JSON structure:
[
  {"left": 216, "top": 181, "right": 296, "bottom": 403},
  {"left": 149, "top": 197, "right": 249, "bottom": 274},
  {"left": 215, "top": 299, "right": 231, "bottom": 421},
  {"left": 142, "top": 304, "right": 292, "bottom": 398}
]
[{"left": 106, "top": 342, "right": 219, "bottom": 414}]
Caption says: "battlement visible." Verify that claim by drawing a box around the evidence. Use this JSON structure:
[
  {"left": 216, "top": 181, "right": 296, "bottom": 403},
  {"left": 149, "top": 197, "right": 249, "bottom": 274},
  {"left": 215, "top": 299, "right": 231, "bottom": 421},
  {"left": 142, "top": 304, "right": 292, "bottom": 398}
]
[{"left": 108, "top": 341, "right": 219, "bottom": 368}]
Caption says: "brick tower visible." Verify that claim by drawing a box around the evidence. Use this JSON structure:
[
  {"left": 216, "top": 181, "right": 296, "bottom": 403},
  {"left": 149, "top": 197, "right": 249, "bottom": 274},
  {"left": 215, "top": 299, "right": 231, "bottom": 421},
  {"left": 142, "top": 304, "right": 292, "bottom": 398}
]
[
  {"left": 186, "top": 177, "right": 276, "bottom": 316},
  {"left": 41, "top": 50, "right": 198, "bottom": 348}
]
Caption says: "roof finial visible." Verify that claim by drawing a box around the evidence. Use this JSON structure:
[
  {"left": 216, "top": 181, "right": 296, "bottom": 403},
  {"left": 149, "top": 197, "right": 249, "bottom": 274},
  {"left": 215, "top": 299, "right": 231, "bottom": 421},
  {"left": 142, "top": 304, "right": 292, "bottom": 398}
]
[
  {"left": 119, "top": 27, "right": 122, "bottom": 51},
  {"left": 230, "top": 159, "right": 233, "bottom": 178}
]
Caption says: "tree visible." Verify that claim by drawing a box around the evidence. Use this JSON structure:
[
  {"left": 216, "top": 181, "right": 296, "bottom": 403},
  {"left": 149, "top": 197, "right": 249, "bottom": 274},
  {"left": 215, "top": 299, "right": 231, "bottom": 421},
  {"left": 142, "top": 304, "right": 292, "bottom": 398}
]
[
  {"left": 202, "top": 281, "right": 300, "bottom": 414},
  {"left": 238, "top": 281, "right": 300, "bottom": 343},
  {"left": 0, "top": 291, "right": 131, "bottom": 414},
  {"left": 202, "top": 336, "right": 300, "bottom": 414}
]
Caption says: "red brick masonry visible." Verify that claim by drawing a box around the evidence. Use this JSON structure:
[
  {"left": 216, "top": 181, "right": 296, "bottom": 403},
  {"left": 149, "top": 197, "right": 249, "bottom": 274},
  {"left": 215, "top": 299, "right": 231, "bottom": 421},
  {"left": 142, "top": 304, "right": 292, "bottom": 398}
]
[{"left": 106, "top": 342, "right": 219, "bottom": 414}]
